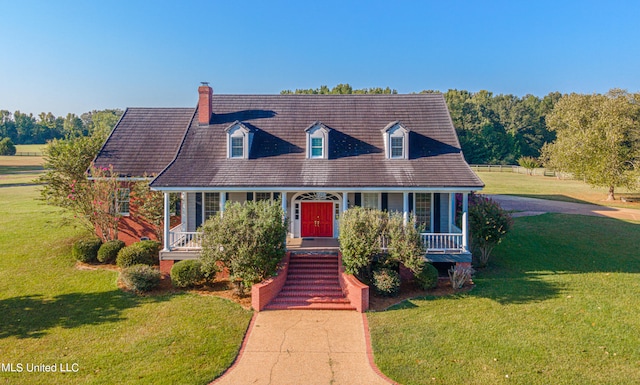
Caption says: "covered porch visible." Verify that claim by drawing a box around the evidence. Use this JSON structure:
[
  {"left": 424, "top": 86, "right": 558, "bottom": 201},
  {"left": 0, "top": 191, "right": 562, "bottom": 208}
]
[{"left": 159, "top": 189, "right": 472, "bottom": 263}]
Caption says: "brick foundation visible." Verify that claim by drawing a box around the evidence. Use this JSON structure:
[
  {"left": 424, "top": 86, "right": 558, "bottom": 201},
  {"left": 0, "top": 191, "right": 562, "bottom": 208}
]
[
  {"left": 337, "top": 252, "right": 369, "bottom": 313},
  {"left": 159, "top": 259, "right": 175, "bottom": 274},
  {"left": 251, "top": 252, "right": 290, "bottom": 311}
]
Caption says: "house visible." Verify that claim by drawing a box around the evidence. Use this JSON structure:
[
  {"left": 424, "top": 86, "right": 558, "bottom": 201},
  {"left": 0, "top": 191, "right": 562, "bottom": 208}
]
[{"left": 93, "top": 83, "right": 484, "bottom": 274}]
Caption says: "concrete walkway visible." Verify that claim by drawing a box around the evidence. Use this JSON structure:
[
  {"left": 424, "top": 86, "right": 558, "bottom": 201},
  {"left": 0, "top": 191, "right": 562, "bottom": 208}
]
[
  {"left": 212, "top": 310, "right": 394, "bottom": 385},
  {"left": 490, "top": 194, "right": 640, "bottom": 221}
]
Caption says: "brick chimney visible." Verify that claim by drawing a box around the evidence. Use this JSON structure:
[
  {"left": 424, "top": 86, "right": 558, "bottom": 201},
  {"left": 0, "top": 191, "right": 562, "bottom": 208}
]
[{"left": 198, "top": 82, "right": 213, "bottom": 126}]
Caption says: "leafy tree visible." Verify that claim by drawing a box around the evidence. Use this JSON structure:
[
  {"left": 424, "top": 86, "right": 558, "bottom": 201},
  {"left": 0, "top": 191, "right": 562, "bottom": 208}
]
[
  {"left": 541, "top": 90, "right": 640, "bottom": 200},
  {"left": 130, "top": 179, "right": 180, "bottom": 242},
  {"left": 0, "top": 137, "right": 16, "bottom": 155},
  {"left": 281, "top": 83, "right": 397, "bottom": 95},
  {"left": 200, "top": 199, "right": 287, "bottom": 294},
  {"left": 517, "top": 156, "right": 540, "bottom": 175},
  {"left": 0, "top": 110, "right": 18, "bottom": 143},
  {"left": 14, "top": 111, "right": 36, "bottom": 144},
  {"left": 469, "top": 195, "right": 513, "bottom": 267}
]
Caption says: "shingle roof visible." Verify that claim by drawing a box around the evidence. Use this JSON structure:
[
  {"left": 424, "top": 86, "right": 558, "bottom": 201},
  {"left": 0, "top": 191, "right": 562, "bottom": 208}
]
[
  {"left": 93, "top": 108, "right": 195, "bottom": 177},
  {"left": 150, "top": 94, "right": 484, "bottom": 189}
]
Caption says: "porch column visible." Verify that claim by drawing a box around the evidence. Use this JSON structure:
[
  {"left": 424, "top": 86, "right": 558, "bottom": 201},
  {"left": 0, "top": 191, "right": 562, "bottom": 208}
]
[
  {"left": 402, "top": 192, "right": 409, "bottom": 225},
  {"left": 219, "top": 192, "right": 226, "bottom": 216},
  {"left": 163, "top": 192, "right": 171, "bottom": 251},
  {"left": 281, "top": 192, "right": 288, "bottom": 239},
  {"left": 342, "top": 192, "right": 348, "bottom": 212},
  {"left": 462, "top": 193, "right": 469, "bottom": 251},
  {"left": 448, "top": 193, "right": 454, "bottom": 233},
  {"left": 181, "top": 192, "right": 188, "bottom": 231}
]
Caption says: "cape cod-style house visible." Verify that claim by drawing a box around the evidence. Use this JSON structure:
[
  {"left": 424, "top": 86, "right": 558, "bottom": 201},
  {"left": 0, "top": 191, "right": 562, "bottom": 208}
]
[{"left": 93, "top": 83, "right": 484, "bottom": 275}]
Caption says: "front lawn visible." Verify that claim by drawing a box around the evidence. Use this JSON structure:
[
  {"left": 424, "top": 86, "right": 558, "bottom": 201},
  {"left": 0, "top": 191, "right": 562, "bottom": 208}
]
[
  {"left": 368, "top": 214, "right": 640, "bottom": 384},
  {"left": 0, "top": 186, "right": 252, "bottom": 385}
]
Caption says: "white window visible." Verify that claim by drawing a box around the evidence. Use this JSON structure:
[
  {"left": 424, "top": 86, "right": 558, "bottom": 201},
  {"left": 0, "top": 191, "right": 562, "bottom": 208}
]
[
  {"left": 311, "top": 137, "right": 323, "bottom": 158},
  {"left": 305, "top": 122, "right": 330, "bottom": 159},
  {"left": 362, "top": 193, "right": 379, "bottom": 209},
  {"left": 415, "top": 193, "right": 431, "bottom": 230},
  {"left": 390, "top": 137, "right": 404, "bottom": 158},
  {"left": 225, "top": 121, "right": 253, "bottom": 159},
  {"left": 231, "top": 137, "right": 244, "bottom": 158},
  {"left": 255, "top": 192, "right": 271, "bottom": 201},
  {"left": 116, "top": 188, "right": 130, "bottom": 216},
  {"left": 382, "top": 121, "right": 409, "bottom": 159},
  {"left": 204, "top": 192, "right": 220, "bottom": 219}
]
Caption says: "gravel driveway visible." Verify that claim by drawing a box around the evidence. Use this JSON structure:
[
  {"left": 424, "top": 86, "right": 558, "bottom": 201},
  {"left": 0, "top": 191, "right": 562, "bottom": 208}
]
[{"left": 489, "top": 194, "right": 640, "bottom": 221}]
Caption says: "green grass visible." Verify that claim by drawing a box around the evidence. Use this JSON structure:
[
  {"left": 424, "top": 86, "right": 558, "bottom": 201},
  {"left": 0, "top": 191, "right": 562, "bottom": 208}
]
[
  {"left": 0, "top": 152, "right": 44, "bottom": 186},
  {"left": 368, "top": 214, "right": 640, "bottom": 384},
  {"left": 0, "top": 186, "right": 252, "bottom": 385},
  {"left": 15, "top": 144, "right": 46, "bottom": 154},
  {"left": 478, "top": 172, "right": 640, "bottom": 208}
]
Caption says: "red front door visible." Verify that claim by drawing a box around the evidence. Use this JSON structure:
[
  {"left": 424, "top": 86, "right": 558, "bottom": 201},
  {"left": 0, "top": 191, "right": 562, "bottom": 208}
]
[{"left": 301, "top": 202, "right": 334, "bottom": 237}]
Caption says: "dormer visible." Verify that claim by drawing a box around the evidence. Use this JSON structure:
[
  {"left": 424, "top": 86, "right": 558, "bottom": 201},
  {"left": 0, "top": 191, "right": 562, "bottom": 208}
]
[
  {"left": 382, "top": 121, "right": 410, "bottom": 159},
  {"left": 224, "top": 121, "right": 254, "bottom": 159},
  {"left": 304, "top": 121, "right": 331, "bottom": 159}
]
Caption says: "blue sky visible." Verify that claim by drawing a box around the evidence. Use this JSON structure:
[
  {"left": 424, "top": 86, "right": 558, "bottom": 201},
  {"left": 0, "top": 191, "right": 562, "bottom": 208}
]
[{"left": 1, "top": 0, "right": 639, "bottom": 116}]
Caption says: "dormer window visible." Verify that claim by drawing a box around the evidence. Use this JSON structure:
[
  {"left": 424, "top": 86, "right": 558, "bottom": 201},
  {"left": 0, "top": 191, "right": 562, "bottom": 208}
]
[
  {"left": 305, "top": 121, "right": 331, "bottom": 159},
  {"left": 382, "top": 121, "right": 409, "bottom": 159},
  {"left": 231, "top": 136, "right": 244, "bottom": 158},
  {"left": 225, "top": 121, "right": 254, "bottom": 159}
]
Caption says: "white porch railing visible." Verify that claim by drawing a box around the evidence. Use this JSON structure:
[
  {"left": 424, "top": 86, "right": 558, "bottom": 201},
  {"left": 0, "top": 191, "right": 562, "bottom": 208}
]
[
  {"left": 169, "top": 230, "right": 202, "bottom": 250},
  {"left": 381, "top": 233, "right": 467, "bottom": 254},
  {"left": 420, "top": 233, "right": 465, "bottom": 253}
]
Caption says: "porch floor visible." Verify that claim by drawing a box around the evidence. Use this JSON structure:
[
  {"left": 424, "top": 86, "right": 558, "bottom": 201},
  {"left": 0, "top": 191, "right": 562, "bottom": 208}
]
[{"left": 286, "top": 237, "right": 340, "bottom": 251}]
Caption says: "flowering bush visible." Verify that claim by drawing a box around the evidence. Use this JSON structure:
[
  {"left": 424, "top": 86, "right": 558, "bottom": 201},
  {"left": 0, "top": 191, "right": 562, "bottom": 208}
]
[
  {"left": 372, "top": 268, "right": 401, "bottom": 297},
  {"left": 469, "top": 194, "right": 513, "bottom": 267}
]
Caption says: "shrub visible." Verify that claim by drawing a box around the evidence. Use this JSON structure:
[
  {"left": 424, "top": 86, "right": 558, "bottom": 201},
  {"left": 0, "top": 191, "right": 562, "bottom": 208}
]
[
  {"left": 200, "top": 199, "right": 287, "bottom": 295},
  {"left": 72, "top": 237, "right": 103, "bottom": 263},
  {"left": 120, "top": 264, "right": 161, "bottom": 293},
  {"left": 415, "top": 263, "right": 439, "bottom": 290},
  {"left": 116, "top": 242, "right": 156, "bottom": 268},
  {"left": 137, "top": 240, "right": 161, "bottom": 256},
  {"left": 0, "top": 137, "right": 16, "bottom": 156},
  {"left": 339, "top": 207, "right": 386, "bottom": 275},
  {"left": 448, "top": 265, "right": 474, "bottom": 289},
  {"left": 171, "top": 260, "right": 205, "bottom": 288},
  {"left": 385, "top": 212, "right": 426, "bottom": 275},
  {"left": 97, "top": 239, "right": 125, "bottom": 264},
  {"left": 372, "top": 268, "right": 401, "bottom": 297},
  {"left": 469, "top": 194, "right": 513, "bottom": 267},
  {"left": 518, "top": 156, "right": 540, "bottom": 175}
]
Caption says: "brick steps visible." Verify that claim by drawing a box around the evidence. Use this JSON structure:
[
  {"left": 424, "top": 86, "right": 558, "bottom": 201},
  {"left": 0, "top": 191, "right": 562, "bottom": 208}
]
[{"left": 265, "top": 252, "right": 355, "bottom": 311}]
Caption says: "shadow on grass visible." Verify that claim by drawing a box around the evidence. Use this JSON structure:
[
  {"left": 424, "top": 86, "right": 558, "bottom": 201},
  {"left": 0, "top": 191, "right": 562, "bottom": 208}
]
[
  {"left": 0, "top": 290, "right": 172, "bottom": 339},
  {"left": 387, "top": 214, "right": 640, "bottom": 308}
]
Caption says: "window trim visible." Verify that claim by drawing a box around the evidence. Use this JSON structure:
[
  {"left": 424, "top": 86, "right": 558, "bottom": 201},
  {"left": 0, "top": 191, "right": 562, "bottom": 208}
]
[
  {"left": 382, "top": 121, "right": 410, "bottom": 160},
  {"left": 115, "top": 188, "right": 130, "bottom": 216},
  {"left": 305, "top": 121, "right": 331, "bottom": 159},
  {"left": 224, "top": 121, "right": 254, "bottom": 159}
]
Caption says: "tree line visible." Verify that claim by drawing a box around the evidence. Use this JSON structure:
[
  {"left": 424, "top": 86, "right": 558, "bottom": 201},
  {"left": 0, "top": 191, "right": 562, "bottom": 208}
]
[
  {"left": 0, "top": 109, "right": 123, "bottom": 145},
  {"left": 281, "top": 84, "right": 562, "bottom": 165}
]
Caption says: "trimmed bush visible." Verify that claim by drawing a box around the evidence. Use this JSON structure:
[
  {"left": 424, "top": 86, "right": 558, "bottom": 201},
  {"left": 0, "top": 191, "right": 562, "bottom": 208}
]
[
  {"left": 137, "top": 240, "right": 161, "bottom": 256},
  {"left": 97, "top": 239, "right": 125, "bottom": 264},
  {"left": 116, "top": 242, "right": 156, "bottom": 268},
  {"left": 372, "top": 268, "right": 401, "bottom": 297},
  {"left": 72, "top": 237, "right": 103, "bottom": 263},
  {"left": 120, "top": 264, "right": 161, "bottom": 293},
  {"left": 415, "top": 263, "right": 439, "bottom": 290},
  {"left": 171, "top": 260, "right": 206, "bottom": 288}
]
